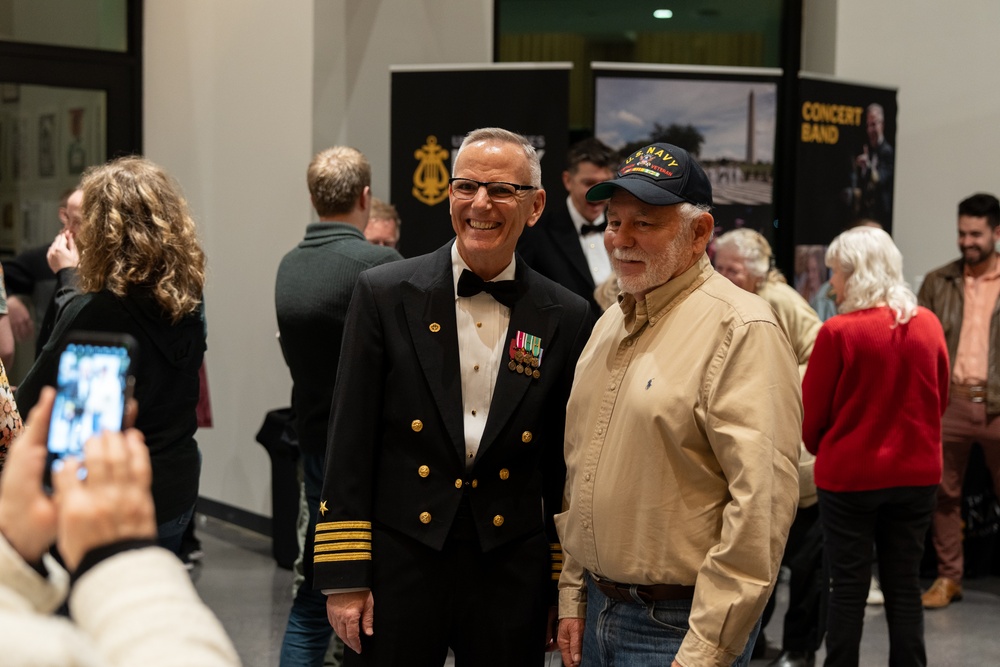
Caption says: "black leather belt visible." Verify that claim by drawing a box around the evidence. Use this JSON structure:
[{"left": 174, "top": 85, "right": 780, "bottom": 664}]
[
  {"left": 591, "top": 574, "right": 695, "bottom": 603},
  {"left": 952, "top": 383, "right": 987, "bottom": 403}
]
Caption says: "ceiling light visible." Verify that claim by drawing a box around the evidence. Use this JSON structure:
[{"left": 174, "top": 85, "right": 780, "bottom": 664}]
[{"left": 653, "top": 9, "right": 673, "bottom": 19}]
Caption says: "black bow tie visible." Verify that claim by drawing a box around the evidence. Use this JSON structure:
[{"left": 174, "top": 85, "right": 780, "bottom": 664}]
[
  {"left": 580, "top": 221, "right": 607, "bottom": 236},
  {"left": 457, "top": 269, "right": 519, "bottom": 308}
]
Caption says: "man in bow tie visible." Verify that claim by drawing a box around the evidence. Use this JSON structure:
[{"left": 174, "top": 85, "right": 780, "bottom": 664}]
[
  {"left": 518, "top": 137, "right": 618, "bottom": 317},
  {"left": 314, "top": 127, "right": 594, "bottom": 666}
]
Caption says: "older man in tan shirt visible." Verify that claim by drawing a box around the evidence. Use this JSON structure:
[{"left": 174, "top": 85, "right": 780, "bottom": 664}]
[{"left": 555, "top": 143, "right": 801, "bottom": 667}]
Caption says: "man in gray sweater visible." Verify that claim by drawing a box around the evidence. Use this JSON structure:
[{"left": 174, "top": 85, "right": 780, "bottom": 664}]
[{"left": 275, "top": 146, "right": 401, "bottom": 667}]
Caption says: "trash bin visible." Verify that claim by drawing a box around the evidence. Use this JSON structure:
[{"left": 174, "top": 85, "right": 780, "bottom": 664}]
[{"left": 255, "top": 407, "right": 300, "bottom": 570}]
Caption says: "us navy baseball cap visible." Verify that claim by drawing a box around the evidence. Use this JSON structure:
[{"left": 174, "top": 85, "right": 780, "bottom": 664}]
[{"left": 587, "top": 142, "right": 713, "bottom": 208}]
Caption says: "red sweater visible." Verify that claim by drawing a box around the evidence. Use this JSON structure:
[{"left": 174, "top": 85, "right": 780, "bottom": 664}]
[{"left": 802, "top": 306, "right": 949, "bottom": 492}]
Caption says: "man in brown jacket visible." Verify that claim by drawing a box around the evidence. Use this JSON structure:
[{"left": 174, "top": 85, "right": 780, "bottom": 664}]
[{"left": 917, "top": 192, "right": 1000, "bottom": 609}]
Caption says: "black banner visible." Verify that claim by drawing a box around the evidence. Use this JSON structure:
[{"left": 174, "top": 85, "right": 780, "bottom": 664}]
[
  {"left": 794, "top": 76, "right": 898, "bottom": 245},
  {"left": 791, "top": 76, "right": 897, "bottom": 310},
  {"left": 391, "top": 65, "right": 570, "bottom": 257}
]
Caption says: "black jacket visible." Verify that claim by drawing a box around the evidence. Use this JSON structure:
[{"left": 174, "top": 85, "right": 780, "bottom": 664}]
[
  {"left": 17, "top": 289, "right": 206, "bottom": 523},
  {"left": 517, "top": 197, "right": 605, "bottom": 318},
  {"left": 312, "top": 242, "right": 594, "bottom": 592}
]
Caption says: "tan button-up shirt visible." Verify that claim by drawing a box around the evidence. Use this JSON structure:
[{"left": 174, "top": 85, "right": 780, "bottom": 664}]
[{"left": 556, "top": 255, "right": 801, "bottom": 667}]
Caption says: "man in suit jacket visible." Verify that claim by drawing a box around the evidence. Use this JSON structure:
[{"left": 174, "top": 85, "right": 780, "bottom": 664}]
[
  {"left": 314, "top": 128, "right": 593, "bottom": 666},
  {"left": 517, "top": 137, "right": 618, "bottom": 317}
]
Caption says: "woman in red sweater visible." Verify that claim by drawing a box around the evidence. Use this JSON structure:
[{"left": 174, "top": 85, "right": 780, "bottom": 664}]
[{"left": 802, "top": 226, "right": 949, "bottom": 667}]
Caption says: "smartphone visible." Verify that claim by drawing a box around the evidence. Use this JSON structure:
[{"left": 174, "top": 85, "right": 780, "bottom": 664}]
[{"left": 44, "top": 332, "right": 137, "bottom": 490}]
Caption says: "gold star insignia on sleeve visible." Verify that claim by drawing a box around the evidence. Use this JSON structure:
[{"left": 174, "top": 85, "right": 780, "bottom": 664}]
[{"left": 319, "top": 500, "right": 328, "bottom": 516}]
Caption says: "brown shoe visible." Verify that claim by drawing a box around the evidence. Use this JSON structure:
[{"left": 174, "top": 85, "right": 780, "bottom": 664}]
[{"left": 921, "top": 577, "right": 963, "bottom": 609}]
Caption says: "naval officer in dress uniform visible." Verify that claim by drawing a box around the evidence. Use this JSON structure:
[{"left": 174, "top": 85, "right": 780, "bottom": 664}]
[{"left": 313, "top": 127, "right": 594, "bottom": 666}]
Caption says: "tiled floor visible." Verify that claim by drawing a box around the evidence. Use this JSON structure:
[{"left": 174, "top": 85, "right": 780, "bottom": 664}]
[{"left": 190, "top": 514, "right": 1000, "bottom": 667}]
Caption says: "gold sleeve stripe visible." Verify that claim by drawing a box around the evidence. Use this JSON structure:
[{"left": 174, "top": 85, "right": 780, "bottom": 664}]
[
  {"left": 316, "top": 521, "right": 371, "bottom": 531},
  {"left": 549, "top": 543, "right": 561, "bottom": 550},
  {"left": 551, "top": 572, "right": 561, "bottom": 581},
  {"left": 315, "top": 531, "right": 371, "bottom": 542},
  {"left": 314, "top": 552, "right": 372, "bottom": 563},
  {"left": 314, "top": 542, "right": 372, "bottom": 553}
]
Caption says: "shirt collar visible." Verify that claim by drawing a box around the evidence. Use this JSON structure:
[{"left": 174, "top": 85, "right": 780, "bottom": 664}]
[
  {"left": 303, "top": 221, "right": 365, "bottom": 240},
  {"left": 618, "top": 254, "right": 713, "bottom": 333},
  {"left": 451, "top": 242, "right": 517, "bottom": 299}
]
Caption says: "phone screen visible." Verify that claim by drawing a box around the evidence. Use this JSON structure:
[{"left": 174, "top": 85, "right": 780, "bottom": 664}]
[{"left": 45, "top": 338, "right": 135, "bottom": 481}]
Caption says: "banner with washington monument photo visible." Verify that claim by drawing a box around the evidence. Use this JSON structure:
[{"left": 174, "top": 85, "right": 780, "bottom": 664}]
[{"left": 592, "top": 62, "right": 780, "bottom": 241}]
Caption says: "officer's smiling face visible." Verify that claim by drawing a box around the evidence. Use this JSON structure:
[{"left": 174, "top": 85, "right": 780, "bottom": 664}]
[{"left": 449, "top": 140, "right": 545, "bottom": 281}]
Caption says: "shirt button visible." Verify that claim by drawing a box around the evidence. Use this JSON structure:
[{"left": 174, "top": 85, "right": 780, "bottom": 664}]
[
  {"left": 474, "top": 364, "right": 479, "bottom": 372},
  {"left": 581, "top": 520, "right": 589, "bottom": 529},
  {"left": 471, "top": 409, "right": 477, "bottom": 416},
  {"left": 476, "top": 321, "right": 482, "bottom": 328},
  {"left": 585, "top": 473, "right": 591, "bottom": 481}
]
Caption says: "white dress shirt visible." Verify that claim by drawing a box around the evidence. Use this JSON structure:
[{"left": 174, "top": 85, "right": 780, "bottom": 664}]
[
  {"left": 451, "top": 242, "right": 513, "bottom": 467},
  {"left": 566, "top": 195, "right": 612, "bottom": 286}
]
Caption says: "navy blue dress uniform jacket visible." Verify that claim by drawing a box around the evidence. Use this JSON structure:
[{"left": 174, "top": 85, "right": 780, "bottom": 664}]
[{"left": 312, "top": 241, "right": 593, "bottom": 594}]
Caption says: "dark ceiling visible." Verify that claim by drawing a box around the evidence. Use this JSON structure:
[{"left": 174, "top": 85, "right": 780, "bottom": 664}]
[{"left": 497, "top": 0, "right": 784, "bottom": 40}]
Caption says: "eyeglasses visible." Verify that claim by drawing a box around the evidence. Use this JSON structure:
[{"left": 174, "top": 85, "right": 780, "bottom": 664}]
[{"left": 449, "top": 177, "right": 536, "bottom": 202}]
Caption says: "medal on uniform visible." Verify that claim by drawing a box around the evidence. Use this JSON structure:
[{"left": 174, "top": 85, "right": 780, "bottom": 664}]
[{"left": 508, "top": 331, "right": 544, "bottom": 379}]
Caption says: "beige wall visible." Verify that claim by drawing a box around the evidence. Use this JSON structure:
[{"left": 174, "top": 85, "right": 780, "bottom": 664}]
[
  {"left": 144, "top": 0, "right": 314, "bottom": 516},
  {"left": 312, "top": 1, "right": 493, "bottom": 199},
  {"left": 817, "top": 0, "right": 1000, "bottom": 286},
  {"left": 144, "top": 0, "right": 490, "bottom": 516}
]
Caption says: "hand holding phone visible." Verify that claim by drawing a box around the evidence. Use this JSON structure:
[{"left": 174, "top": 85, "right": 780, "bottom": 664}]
[{"left": 44, "top": 332, "right": 137, "bottom": 490}]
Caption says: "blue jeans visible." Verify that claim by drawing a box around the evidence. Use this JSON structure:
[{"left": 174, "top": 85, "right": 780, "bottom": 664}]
[
  {"left": 280, "top": 451, "right": 334, "bottom": 667},
  {"left": 157, "top": 504, "right": 196, "bottom": 556},
  {"left": 582, "top": 576, "right": 761, "bottom": 666}
]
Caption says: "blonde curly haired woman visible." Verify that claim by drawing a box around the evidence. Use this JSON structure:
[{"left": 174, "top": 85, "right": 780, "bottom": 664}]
[{"left": 17, "top": 156, "right": 206, "bottom": 555}]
